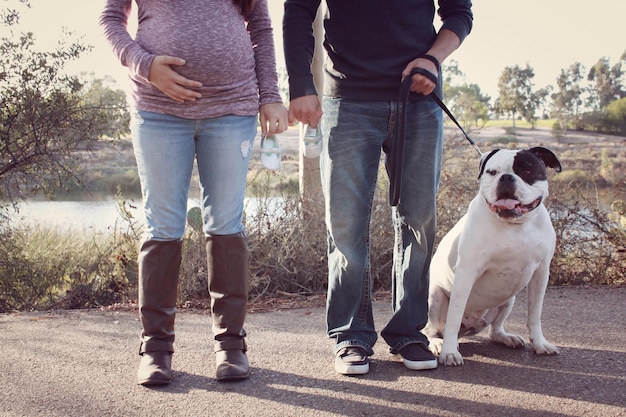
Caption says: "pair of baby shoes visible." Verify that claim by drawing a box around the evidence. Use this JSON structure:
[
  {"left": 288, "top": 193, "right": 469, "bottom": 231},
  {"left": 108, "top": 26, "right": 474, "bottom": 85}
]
[{"left": 260, "top": 123, "right": 323, "bottom": 171}]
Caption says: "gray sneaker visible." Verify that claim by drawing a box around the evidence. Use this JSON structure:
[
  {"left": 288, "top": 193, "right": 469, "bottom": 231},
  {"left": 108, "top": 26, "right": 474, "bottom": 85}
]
[
  {"left": 399, "top": 343, "right": 438, "bottom": 370},
  {"left": 334, "top": 347, "right": 370, "bottom": 375}
]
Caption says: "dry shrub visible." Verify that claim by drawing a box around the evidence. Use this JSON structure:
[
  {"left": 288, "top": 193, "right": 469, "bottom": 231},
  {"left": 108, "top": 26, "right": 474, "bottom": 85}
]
[
  {"left": 179, "top": 138, "right": 626, "bottom": 303},
  {"left": 548, "top": 183, "right": 626, "bottom": 286},
  {"left": 247, "top": 197, "right": 328, "bottom": 298}
]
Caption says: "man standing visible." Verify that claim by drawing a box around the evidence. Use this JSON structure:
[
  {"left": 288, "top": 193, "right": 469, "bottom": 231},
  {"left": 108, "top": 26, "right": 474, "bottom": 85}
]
[{"left": 283, "top": 0, "right": 473, "bottom": 374}]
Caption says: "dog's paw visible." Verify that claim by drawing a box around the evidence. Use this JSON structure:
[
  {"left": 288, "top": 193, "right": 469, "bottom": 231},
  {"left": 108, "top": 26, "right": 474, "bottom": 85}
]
[
  {"left": 438, "top": 348, "right": 464, "bottom": 366},
  {"left": 531, "top": 339, "right": 560, "bottom": 355},
  {"left": 428, "top": 337, "right": 443, "bottom": 356},
  {"left": 439, "top": 351, "right": 464, "bottom": 366},
  {"left": 490, "top": 331, "right": 526, "bottom": 349}
]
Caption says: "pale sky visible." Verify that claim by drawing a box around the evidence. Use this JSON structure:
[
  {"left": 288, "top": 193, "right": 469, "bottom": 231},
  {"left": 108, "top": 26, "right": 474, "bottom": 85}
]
[{"left": 6, "top": 0, "right": 626, "bottom": 101}]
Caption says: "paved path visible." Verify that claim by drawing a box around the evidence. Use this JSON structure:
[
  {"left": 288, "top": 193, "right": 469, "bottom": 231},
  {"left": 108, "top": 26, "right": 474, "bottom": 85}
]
[{"left": 1, "top": 287, "right": 625, "bottom": 417}]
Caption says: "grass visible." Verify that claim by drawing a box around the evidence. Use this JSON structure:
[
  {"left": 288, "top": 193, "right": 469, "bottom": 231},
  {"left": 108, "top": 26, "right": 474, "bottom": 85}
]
[{"left": 483, "top": 118, "right": 556, "bottom": 129}]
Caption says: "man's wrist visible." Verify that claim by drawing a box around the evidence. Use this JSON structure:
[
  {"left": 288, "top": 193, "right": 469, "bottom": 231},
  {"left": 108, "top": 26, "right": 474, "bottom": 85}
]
[{"left": 420, "top": 54, "right": 441, "bottom": 73}]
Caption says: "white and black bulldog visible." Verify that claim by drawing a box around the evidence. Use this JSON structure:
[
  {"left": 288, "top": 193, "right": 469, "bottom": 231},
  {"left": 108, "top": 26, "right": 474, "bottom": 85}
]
[{"left": 424, "top": 147, "right": 562, "bottom": 366}]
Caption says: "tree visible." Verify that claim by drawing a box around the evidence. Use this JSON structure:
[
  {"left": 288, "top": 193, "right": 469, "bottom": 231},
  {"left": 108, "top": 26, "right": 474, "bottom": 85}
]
[
  {"left": 587, "top": 55, "right": 626, "bottom": 110},
  {"left": 497, "top": 64, "right": 544, "bottom": 127},
  {"left": 452, "top": 84, "right": 491, "bottom": 128},
  {"left": 0, "top": 4, "right": 129, "bottom": 203},
  {"left": 442, "top": 59, "right": 466, "bottom": 89},
  {"left": 605, "top": 97, "right": 626, "bottom": 135},
  {"left": 535, "top": 85, "right": 553, "bottom": 120},
  {"left": 80, "top": 74, "right": 130, "bottom": 140},
  {"left": 551, "top": 62, "right": 586, "bottom": 130},
  {"left": 443, "top": 61, "right": 491, "bottom": 128}
]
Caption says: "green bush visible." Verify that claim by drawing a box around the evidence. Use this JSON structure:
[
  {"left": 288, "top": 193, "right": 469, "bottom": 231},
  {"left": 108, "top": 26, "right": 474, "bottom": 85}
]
[
  {"left": 0, "top": 195, "right": 139, "bottom": 312},
  {"left": 490, "top": 135, "right": 520, "bottom": 145},
  {"left": 605, "top": 98, "right": 626, "bottom": 135}
]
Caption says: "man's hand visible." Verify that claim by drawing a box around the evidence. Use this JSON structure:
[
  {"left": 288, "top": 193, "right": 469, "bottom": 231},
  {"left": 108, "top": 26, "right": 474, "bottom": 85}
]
[
  {"left": 401, "top": 28, "right": 462, "bottom": 96},
  {"left": 401, "top": 57, "right": 439, "bottom": 96},
  {"left": 260, "top": 103, "right": 289, "bottom": 136},
  {"left": 148, "top": 55, "right": 203, "bottom": 102},
  {"left": 288, "top": 95, "right": 322, "bottom": 128}
]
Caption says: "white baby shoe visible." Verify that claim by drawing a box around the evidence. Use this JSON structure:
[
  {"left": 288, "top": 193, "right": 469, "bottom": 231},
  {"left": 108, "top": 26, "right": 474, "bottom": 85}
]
[
  {"left": 299, "top": 123, "right": 322, "bottom": 159},
  {"left": 260, "top": 135, "right": 281, "bottom": 171}
]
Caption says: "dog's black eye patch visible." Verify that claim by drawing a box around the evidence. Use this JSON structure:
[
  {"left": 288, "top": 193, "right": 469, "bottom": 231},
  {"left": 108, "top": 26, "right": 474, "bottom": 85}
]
[
  {"left": 478, "top": 149, "right": 501, "bottom": 179},
  {"left": 513, "top": 151, "right": 547, "bottom": 184}
]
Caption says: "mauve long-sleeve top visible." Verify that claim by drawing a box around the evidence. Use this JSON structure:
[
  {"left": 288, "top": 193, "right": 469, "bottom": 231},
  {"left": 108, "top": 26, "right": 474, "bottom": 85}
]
[{"left": 100, "top": 0, "right": 283, "bottom": 119}]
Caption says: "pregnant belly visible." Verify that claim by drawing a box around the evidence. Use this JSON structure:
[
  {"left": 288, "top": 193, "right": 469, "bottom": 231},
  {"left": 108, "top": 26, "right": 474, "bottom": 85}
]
[{"left": 137, "top": 22, "right": 255, "bottom": 86}]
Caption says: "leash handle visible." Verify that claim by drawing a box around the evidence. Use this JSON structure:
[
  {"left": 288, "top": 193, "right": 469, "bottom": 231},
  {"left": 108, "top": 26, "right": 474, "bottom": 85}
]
[
  {"left": 389, "top": 68, "right": 437, "bottom": 206},
  {"left": 388, "top": 71, "right": 414, "bottom": 206}
]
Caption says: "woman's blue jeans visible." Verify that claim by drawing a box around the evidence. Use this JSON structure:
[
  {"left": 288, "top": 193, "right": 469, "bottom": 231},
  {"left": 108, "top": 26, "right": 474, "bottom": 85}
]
[
  {"left": 321, "top": 97, "right": 443, "bottom": 355},
  {"left": 130, "top": 110, "right": 257, "bottom": 240}
]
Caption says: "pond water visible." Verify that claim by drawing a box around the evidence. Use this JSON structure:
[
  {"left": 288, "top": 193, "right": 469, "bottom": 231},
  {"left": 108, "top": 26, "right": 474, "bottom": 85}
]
[
  {"left": 11, "top": 196, "right": 282, "bottom": 233},
  {"left": 12, "top": 198, "right": 144, "bottom": 232},
  {"left": 9, "top": 191, "right": 620, "bottom": 236}
]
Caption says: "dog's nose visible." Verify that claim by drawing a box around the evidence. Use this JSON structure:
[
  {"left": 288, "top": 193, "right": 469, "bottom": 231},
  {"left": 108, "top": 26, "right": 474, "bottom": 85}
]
[
  {"left": 500, "top": 174, "right": 515, "bottom": 184},
  {"left": 496, "top": 174, "right": 517, "bottom": 198}
]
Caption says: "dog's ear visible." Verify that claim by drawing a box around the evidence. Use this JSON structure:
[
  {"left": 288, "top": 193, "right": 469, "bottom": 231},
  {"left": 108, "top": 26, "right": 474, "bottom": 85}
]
[
  {"left": 528, "top": 147, "right": 562, "bottom": 173},
  {"left": 478, "top": 149, "right": 500, "bottom": 179}
]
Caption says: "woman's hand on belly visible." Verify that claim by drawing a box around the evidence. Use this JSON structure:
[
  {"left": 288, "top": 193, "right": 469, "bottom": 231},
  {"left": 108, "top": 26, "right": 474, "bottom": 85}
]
[{"left": 148, "top": 55, "right": 203, "bottom": 103}]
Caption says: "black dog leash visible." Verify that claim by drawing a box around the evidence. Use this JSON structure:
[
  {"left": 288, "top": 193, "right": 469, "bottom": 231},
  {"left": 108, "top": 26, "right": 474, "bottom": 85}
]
[
  {"left": 429, "top": 90, "right": 483, "bottom": 157},
  {"left": 389, "top": 67, "right": 483, "bottom": 206}
]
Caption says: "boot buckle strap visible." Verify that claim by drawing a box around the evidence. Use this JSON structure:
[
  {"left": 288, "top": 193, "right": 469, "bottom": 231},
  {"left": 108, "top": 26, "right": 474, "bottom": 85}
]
[
  {"left": 139, "top": 340, "right": 175, "bottom": 355},
  {"left": 214, "top": 339, "right": 247, "bottom": 353}
]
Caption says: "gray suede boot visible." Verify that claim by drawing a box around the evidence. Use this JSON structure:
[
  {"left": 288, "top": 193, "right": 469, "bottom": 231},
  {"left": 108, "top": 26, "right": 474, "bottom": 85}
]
[
  {"left": 206, "top": 232, "right": 250, "bottom": 381},
  {"left": 136, "top": 239, "right": 182, "bottom": 386}
]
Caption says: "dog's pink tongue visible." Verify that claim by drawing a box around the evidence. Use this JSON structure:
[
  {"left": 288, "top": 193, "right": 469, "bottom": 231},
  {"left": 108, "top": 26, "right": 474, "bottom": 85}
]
[{"left": 494, "top": 199, "right": 519, "bottom": 210}]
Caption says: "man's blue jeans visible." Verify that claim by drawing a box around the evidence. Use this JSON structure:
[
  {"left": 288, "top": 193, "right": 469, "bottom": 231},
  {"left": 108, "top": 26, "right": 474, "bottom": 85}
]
[
  {"left": 321, "top": 97, "right": 443, "bottom": 355},
  {"left": 130, "top": 110, "right": 257, "bottom": 240}
]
